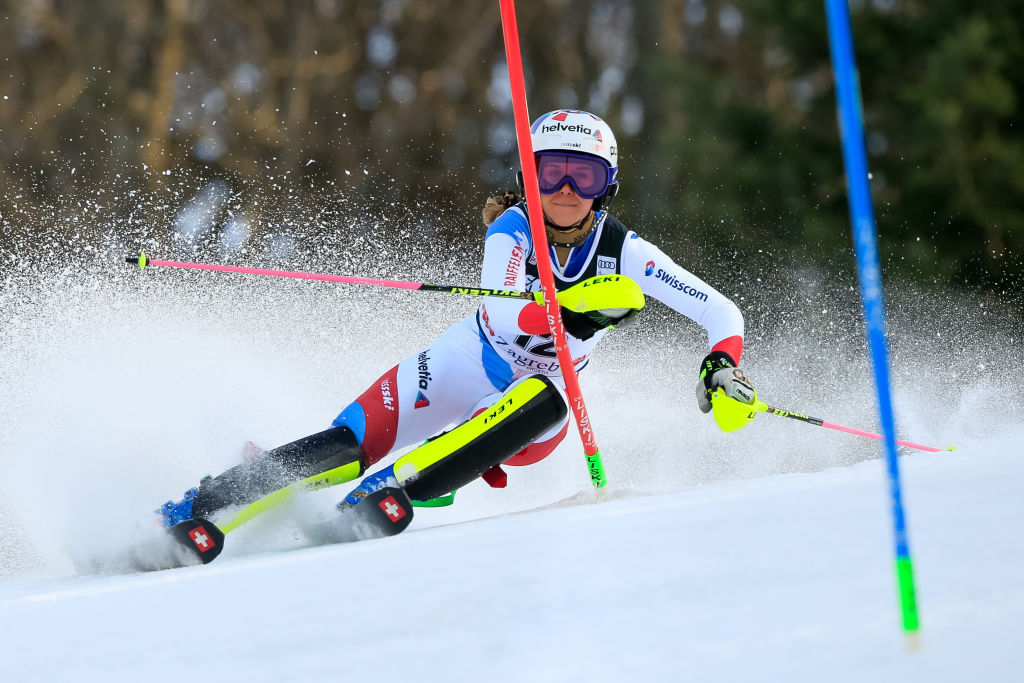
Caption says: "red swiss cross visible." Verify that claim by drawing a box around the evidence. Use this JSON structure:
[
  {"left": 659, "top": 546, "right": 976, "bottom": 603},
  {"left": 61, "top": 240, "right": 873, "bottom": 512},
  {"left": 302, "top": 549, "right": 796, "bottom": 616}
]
[
  {"left": 189, "top": 526, "right": 216, "bottom": 552},
  {"left": 379, "top": 496, "right": 407, "bottom": 522}
]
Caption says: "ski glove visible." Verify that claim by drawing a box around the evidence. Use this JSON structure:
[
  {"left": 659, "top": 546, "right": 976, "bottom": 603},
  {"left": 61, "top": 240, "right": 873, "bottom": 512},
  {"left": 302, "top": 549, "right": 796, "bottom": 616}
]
[
  {"left": 696, "top": 351, "right": 756, "bottom": 413},
  {"left": 557, "top": 275, "right": 645, "bottom": 341},
  {"left": 562, "top": 307, "right": 638, "bottom": 341}
]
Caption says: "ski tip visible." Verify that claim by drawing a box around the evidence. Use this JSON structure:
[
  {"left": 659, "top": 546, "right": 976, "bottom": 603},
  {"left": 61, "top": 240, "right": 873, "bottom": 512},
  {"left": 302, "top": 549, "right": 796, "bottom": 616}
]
[
  {"left": 169, "top": 517, "right": 225, "bottom": 564},
  {"left": 125, "top": 253, "right": 148, "bottom": 270}
]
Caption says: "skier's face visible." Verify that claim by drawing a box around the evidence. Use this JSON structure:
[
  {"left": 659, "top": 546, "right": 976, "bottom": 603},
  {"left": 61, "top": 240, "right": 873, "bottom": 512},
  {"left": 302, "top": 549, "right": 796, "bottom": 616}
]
[{"left": 540, "top": 180, "right": 594, "bottom": 229}]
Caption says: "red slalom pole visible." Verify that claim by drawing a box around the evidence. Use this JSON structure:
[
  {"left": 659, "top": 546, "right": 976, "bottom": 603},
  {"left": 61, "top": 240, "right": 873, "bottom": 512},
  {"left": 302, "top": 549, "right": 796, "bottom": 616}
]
[{"left": 498, "top": 0, "right": 607, "bottom": 488}]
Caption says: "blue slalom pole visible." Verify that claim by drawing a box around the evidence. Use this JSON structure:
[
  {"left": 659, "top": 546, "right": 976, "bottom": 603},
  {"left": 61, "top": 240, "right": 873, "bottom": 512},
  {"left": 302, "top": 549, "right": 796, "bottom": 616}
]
[{"left": 823, "top": 0, "right": 920, "bottom": 632}]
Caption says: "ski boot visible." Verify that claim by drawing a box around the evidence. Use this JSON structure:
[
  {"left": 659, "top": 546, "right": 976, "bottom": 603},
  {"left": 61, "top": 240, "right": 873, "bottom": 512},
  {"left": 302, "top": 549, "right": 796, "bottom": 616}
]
[
  {"left": 157, "top": 487, "right": 199, "bottom": 529},
  {"left": 148, "top": 476, "right": 225, "bottom": 567},
  {"left": 156, "top": 475, "right": 212, "bottom": 529},
  {"left": 337, "top": 464, "right": 400, "bottom": 511},
  {"left": 301, "top": 465, "right": 413, "bottom": 545}
]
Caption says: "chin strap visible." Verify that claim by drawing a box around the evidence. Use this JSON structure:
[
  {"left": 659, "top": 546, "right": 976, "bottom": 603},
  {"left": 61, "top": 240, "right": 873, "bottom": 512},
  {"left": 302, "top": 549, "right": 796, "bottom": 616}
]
[{"left": 545, "top": 210, "right": 596, "bottom": 248}]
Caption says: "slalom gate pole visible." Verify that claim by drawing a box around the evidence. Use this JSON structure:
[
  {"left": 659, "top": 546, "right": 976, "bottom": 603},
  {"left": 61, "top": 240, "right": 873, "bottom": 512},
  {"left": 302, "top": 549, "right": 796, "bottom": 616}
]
[
  {"left": 498, "top": 0, "right": 607, "bottom": 488},
  {"left": 126, "top": 253, "right": 539, "bottom": 301},
  {"left": 754, "top": 401, "right": 951, "bottom": 453},
  {"left": 824, "top": 0, "right": 920, "bottom": 635}
]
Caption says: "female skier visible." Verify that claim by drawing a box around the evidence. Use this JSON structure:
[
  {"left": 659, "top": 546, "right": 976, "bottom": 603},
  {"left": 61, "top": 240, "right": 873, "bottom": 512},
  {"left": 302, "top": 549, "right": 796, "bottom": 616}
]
[{"left": 159, "top": 109, "right": 756, "bottom": 542}]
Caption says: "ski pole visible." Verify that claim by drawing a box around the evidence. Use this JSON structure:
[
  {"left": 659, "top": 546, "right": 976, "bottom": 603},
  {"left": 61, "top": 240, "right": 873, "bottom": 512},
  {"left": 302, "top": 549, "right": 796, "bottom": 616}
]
[
  {"left": 499, "top": 0, "right": 607, "bottom": 489},
  {"left": 754, "top": 400, "right": 953, "bottom": 453},
  {"left": 126, "top": 253, "right": 540, "bottom": 301}
]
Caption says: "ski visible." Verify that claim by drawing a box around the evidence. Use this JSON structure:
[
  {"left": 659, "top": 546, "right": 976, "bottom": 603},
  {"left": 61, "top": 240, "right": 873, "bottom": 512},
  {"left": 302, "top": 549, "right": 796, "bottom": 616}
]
[
  {"left": 167, "top": 517, "right": 225, "bottom": 564},
  {"left": 128, "top": 487, "right": 413, "bottom": 572},
  {"left": 302, "top": 486, "right": 414, "bottom": 546},
  {"left": 121, "top": 517, "right": 225, "bottom": 573},
  {"left": 124, "top": 486, "right": 228, "bottom": 572}
]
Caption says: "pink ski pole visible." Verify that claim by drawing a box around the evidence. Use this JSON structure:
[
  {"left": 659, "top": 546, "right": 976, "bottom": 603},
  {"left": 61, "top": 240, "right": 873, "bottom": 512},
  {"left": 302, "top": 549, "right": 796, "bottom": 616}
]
[
  {"left": 126, "top": 253, "right": 539, "bottom": 301},
  {"left": 756, "top": 401, "right": 953, "bottom": 452}
]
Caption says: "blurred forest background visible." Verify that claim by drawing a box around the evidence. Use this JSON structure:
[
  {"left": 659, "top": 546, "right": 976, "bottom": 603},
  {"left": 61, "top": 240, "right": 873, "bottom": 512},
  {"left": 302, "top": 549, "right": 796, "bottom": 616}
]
[{"left": 0, "top": 0, "right": 1021, "bottom": 305}]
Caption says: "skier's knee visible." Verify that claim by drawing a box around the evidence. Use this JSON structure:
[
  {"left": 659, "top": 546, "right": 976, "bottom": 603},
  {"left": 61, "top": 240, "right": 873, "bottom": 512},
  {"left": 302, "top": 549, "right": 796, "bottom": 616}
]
[
  {"left": 332, "top": 366, "right": 401, "bottom": 467},
  {"left": 504, "top": 418, "right": 570, "bottom": 466}
]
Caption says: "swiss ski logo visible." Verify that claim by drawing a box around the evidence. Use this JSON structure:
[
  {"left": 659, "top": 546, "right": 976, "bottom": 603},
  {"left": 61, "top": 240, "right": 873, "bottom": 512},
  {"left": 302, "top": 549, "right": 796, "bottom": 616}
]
[
  {"left": 189, "top": 526, "right": 215, "bottom": 552},
  {"left": 380, "top": 377, "right": 396, "bottom": 412},
  {"left": 379, "top": 496, "right": 407, "bottom": 522},
  {"left": 414, "top": 391, "right": 430, "bottom": 409}
]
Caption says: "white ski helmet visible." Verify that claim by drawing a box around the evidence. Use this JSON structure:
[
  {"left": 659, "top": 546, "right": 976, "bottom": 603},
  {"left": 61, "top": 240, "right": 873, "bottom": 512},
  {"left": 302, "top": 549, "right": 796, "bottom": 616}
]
[{"left": 529, "top": 109, "right": 619, "bottom": 210}]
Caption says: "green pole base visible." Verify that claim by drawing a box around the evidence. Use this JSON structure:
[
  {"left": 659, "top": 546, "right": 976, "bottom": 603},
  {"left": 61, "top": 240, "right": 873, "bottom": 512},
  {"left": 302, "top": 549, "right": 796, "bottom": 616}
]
[
  {"left": 586, "top": 451, "right": 607, "bottom": 488},
  {"left": 896, "top": 555, "right": 920, "bottom": 632}
]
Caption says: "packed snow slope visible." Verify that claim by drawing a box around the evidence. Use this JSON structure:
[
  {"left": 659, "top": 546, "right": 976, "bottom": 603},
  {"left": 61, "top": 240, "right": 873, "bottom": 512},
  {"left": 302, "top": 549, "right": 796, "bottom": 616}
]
[
  {"left": 1, "top": 446, "right": 1021, "bottom": 682},
  {"left": 1, "top": 248, "right": 1022, "bottom": 681}
]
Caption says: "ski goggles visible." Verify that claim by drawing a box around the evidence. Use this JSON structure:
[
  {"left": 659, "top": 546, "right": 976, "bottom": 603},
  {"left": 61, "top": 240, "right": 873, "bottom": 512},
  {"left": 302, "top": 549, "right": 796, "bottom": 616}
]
[{"left": 535, "top": 152, "right": 614, "bottom": 199}]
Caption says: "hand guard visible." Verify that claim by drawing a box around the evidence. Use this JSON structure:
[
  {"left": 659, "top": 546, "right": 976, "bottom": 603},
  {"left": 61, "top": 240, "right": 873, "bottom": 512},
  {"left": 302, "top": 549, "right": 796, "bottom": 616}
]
[
  {"left": 696, "top": 351, "right": 756, "bottom": 414},
  {"left": 557, "top": 275, "right": 645, "bottom": 341}
]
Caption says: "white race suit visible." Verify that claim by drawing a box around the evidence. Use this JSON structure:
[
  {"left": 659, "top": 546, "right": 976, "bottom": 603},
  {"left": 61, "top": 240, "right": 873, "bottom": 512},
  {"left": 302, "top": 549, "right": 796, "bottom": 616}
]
[{"left": 331, "top": 203, "right": 744, "bottom": 476}]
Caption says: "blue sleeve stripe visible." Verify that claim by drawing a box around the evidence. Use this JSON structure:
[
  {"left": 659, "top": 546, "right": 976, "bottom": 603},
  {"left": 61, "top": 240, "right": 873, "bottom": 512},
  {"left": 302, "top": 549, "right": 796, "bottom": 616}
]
[{"left": 485, "top": 207, "right": 530, "bottom": 245}]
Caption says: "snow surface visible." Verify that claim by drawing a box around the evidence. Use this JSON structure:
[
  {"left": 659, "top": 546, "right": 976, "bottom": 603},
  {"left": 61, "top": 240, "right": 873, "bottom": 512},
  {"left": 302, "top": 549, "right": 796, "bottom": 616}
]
[
  {"left": 1, "top": 255, "right": 1022, "bottom": 681},
  {"left": 2, "top": 445, "right": 1022, "bottom": 682}
]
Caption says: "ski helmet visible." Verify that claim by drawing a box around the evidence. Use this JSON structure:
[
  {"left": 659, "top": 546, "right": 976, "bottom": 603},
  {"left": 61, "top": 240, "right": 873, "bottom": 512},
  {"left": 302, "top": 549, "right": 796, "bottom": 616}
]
[{"left": 529, "top": 109, "right": 619, "bottom": 211}]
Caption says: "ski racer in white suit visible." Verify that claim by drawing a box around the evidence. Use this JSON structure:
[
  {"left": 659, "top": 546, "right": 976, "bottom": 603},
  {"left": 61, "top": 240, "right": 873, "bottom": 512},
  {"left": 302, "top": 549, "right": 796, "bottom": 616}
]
[
  {"left": 327, "top": 109, "right": 753, "bottom": 491},
  {"left": 163, "top": 109, "right": 756, "bottom": 531}
]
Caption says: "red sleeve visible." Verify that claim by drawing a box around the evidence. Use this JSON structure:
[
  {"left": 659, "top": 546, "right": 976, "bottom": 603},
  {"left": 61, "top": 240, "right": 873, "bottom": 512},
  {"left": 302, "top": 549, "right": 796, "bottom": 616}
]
[
  {"left": 517, "top": 303, "right": 550, "bottom": 334},
  {"left": 711, "top": 335, "right": 744, "bottom": 364}
]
